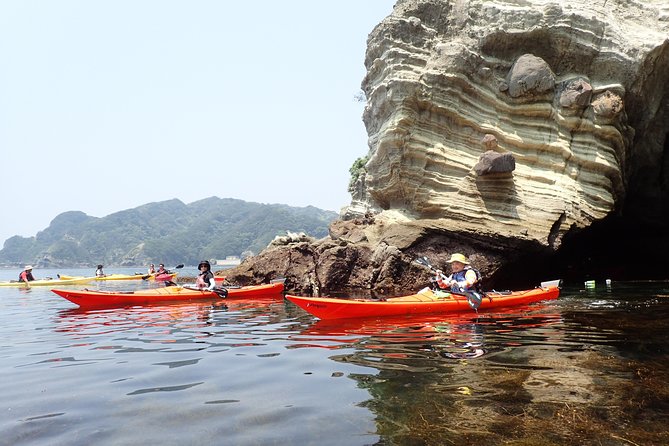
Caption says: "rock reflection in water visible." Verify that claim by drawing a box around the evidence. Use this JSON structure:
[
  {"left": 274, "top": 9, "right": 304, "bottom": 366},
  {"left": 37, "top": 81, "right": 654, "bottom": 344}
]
[{"left": 295, "top": 298, "right": 669, "bottom": 445}]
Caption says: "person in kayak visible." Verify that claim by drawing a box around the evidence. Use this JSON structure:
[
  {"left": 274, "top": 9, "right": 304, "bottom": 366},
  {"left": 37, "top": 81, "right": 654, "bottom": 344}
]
[
  {"left": 19, "top": 265, "right": 35, "bottom": 282},
  {"left": 147, "top": 264, "right": 156, "bottom": 275},
  {"left": 156, "top": 264, "right": 167, "bottom": 275},
  {"left": 434, "top": 253, "right": 482, "bottom": 293},
  {"left": 95, "top": 264, "right": 106, "bottom": 277},
  {"left": 195, "top": 260, "right": 216, "bottom": 290}
]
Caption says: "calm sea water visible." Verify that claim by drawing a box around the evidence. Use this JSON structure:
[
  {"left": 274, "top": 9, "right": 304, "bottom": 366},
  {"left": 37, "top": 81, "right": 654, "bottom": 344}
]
[{"left": 1, "top": 269, "right": 668, "bottom": 445}]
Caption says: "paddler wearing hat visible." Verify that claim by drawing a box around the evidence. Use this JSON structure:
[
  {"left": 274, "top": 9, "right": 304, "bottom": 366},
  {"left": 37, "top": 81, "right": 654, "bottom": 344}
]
[
  {"left": 434, "top": 253, "right": 482, "bottom": 293},
  {"left": 19, "top": 265, "right": 35, "bottom": 283}
]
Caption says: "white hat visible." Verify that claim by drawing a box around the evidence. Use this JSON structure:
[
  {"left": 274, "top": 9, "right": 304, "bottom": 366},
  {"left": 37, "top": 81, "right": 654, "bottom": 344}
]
[{"left": 25, "top": 265, "right": 33, "bottom": 270}]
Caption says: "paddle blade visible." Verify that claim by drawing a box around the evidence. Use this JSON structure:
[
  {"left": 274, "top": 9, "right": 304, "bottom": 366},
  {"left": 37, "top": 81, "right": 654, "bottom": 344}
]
[
  {"left": 213, "top": 287, "right": 228, "bottom": 298},
  {"left": 414, "top": 256, "right": 436, "bottom": 272},
  {"left": 175, "top": 264, "right": 184, "bottom": 269},
  {"left": 466, "top": 291, "right": 483, "bottom": 310}
]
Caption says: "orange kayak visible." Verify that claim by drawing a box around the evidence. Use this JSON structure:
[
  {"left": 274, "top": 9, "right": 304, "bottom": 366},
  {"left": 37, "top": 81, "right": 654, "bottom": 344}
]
[
  {"left": 52, "top": 282, "right": 285, "bottom": 308},
  {"left": 286, "top": 285, "right": 560, "bottom": 320}
]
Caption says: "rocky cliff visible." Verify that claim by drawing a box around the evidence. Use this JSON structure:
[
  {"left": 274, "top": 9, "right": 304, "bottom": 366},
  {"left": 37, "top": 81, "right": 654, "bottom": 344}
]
[{"left": 225, "top": 0, "right": 669, "bottom": 294}]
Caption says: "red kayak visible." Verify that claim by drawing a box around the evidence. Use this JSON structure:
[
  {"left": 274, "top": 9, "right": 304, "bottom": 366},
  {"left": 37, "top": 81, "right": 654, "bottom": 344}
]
[
  {"left": 52, "top": 282, "right": 285, "bottom": 308},
  {"left": 286, "top": 283, "right": 560, "bottom": 320},
  {"left": 154, "top": 272, "right": 177, "bottom": 282}
]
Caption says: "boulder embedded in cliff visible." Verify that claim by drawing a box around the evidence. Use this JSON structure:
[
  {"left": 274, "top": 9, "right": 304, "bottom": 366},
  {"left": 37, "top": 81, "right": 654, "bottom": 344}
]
[
  {"left": 506, "top": 54, "right": 556, "bottom": 98},
  {"left": 474, "top": 151, "right": 516, "bottom": 176}
]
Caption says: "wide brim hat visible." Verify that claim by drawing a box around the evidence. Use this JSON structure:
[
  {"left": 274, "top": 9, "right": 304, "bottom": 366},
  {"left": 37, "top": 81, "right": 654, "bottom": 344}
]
[
  {"left": 25, "top": 265, "right": 33, "bottom": 270},
  {"left": 446, "top": 253, "right": 469, "bottom": 264}
]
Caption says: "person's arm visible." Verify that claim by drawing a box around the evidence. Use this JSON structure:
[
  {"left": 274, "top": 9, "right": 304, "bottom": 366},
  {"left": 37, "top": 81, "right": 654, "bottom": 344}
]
[
  {"left": 457, "top": 270, "right": 478, "bottom": 289},
  {"left": 435, "top": 270, "right": 452, "bottom": 289},
  {"left": 20, "top": 271, "right": 32, "bottom": 287}
]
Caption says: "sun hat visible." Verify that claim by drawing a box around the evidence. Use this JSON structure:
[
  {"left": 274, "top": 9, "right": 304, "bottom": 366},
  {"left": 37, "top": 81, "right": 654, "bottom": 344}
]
[
  {"left": 446, "top": 253, "right": 469, "bottom": 264},
  {"left": 25, "top": 265, "right": 33, "bottom": 270}
]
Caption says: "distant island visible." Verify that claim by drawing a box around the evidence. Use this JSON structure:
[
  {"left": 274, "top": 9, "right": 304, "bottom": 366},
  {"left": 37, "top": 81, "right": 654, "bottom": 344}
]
[{"left": 0, "top": 197, "right": 338, "bottom": 268}]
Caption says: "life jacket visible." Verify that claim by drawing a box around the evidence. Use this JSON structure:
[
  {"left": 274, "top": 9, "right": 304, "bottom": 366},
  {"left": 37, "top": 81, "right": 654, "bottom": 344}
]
[
  {"left": 19, "top": 271, "right": 35, "bottom": 282},
  {"left": 196, "top": 270, "right": 214, "bottom": 288},
  {"left": 452, "top": 266, "right": 483, "bottom": 292}
]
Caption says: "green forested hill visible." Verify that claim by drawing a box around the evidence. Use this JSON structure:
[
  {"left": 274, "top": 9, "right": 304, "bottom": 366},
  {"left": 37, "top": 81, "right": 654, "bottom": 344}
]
[{"left": 0, "top": 197, "right": 338, "bottom": 267}]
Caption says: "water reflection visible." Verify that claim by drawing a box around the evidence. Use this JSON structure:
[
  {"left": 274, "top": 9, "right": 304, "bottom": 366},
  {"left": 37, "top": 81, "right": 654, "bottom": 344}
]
[
  {"left": 55, "top": 301, "right": 227, "bottom": 336},
  {"left": 4, "top": 282, "right": 669, "bottom": 445},
  {"left": 54, "top": 298, "right": 289, "bottom": 334},
  {"left": 296, "top": 304, "right": 563, "bottom": 362},
  {"left": 289, "top": 289, "right": 669, "bottom": 445}
]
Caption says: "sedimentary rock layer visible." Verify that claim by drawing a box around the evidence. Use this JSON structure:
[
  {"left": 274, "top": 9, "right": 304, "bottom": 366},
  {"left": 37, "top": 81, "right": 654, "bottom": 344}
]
[
  {"left": 350, "top": 0, "right": 669, "bottom": 249},
  {"left": 226, "top": 0, "right": 669, "bottom": 294}
]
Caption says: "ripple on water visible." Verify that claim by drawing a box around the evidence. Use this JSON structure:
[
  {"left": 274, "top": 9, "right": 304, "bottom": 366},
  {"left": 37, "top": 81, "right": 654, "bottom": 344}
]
[{"left": 2, "top": 283, "right": 669, "bottom": 445}]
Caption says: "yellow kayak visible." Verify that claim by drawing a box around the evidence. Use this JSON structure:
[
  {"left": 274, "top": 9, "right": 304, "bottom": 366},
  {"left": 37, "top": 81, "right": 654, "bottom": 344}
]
[
  {"left": 0, "top": 276, "right": 95, "bottom": 287},
  {"left": 59, "top": 273, "right": 178, "bottom": 282}
]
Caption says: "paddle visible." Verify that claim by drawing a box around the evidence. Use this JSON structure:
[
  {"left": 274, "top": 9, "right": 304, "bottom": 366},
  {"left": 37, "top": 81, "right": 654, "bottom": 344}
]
[
  {"left": 143, "top": 264, "right": 184, "bottom": 280},
  {"left": 414, "top": 256, "right": 483, "bottom": 310}
]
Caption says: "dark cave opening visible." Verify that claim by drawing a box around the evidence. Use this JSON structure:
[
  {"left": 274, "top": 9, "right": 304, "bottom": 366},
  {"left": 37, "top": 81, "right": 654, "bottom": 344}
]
[{"left": 494, "top": 214, "right": 669, "bottom": 289}]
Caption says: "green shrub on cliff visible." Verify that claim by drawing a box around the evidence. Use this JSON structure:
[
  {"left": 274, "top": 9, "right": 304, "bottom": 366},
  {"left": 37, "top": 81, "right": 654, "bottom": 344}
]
[{"left": 348, "top": 155, "right": 369, "bottom": 190}]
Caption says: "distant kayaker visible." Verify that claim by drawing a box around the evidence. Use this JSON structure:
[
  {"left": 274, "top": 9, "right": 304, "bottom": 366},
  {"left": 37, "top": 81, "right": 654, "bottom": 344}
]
[
  {"left": 148, "top": 264, "right": 156, "bottom": 275},
  {"left": 19, "top": 265, "right": 35, "bottom": 282},
  {"left": 156, "top": 264, "right": 167, "bottom": 275},
  {"left": 95, "top": 264, "right": 106, "bottom": 277},
  {"left": 434, "top": 253, "right": 482, "bottom": 293},
  {"left": 195, "top": 260, "right": 216, "bottom": 290}
]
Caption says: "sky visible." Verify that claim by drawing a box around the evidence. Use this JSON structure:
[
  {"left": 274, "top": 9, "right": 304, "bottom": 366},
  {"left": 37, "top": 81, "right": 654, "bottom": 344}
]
[{"left": 0, "top": 1, "right": 396, "bottom": 245}]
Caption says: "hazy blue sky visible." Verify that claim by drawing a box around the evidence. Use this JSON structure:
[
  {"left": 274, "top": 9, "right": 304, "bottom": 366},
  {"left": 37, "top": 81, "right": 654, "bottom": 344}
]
[{"left": 0, "top": 1, "right": 395, "bottom": 244}]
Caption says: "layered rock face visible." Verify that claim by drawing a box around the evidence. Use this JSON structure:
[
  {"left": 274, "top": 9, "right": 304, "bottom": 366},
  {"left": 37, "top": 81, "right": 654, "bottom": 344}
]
[
  {"left": 226, "top": 0, "right": 669, "bottom": 294},
  {"left": 350, "top": 0, "right": 669, "bottom": 250}
]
